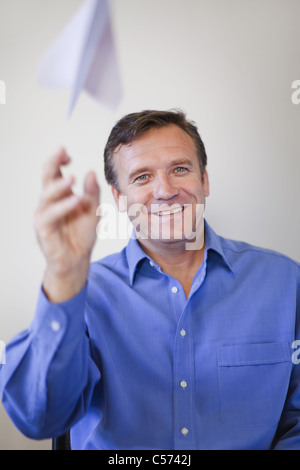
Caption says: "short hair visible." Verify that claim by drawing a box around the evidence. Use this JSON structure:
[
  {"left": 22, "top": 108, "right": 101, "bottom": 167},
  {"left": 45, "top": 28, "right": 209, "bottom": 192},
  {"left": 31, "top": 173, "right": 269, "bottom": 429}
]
[{"left": 104, "top": 109, "right": 207, "bottom": 191}]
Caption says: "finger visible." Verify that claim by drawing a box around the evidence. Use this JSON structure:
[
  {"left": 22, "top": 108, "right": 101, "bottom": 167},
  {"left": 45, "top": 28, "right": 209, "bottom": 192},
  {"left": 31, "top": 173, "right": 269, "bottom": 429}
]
[
  {"left": 84, "top": 171, "right": 100, "bottom": 207},
  {"left": 38, "top": 194, "right": 80, "bottom": 228},
  {"left": 39, "top": 175, "right": 75, "bottom": 209},
  {"left": 42, "top": 148, "right": 71, "bottom": 187}
]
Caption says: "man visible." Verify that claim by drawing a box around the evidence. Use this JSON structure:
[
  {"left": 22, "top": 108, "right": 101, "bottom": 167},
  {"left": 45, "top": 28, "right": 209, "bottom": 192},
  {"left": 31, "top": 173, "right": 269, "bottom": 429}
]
[{"left": 0, "top": 110, "right": 300, "bottom": 449}]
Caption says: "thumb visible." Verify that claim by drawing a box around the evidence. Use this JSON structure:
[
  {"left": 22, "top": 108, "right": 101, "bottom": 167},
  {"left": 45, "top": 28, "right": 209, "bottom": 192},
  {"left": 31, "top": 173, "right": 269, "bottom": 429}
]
[{"left": 84, "top": 171, "right": 100, "bottom": 207}]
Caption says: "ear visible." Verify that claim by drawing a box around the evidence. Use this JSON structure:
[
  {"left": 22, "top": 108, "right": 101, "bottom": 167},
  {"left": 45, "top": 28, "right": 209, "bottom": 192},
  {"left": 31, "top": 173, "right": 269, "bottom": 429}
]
[
  {"left": 202, "top": 169, "right": 210, "bottom": 197},
  {"left": 111, "top": 185, "right": 127, "bottom": 212}
]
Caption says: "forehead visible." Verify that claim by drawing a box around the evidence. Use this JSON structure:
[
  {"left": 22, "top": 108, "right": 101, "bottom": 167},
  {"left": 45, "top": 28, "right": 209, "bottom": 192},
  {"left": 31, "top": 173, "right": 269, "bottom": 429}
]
[{"left": 114, "top": 125, "right": 198, "bottom": 167}]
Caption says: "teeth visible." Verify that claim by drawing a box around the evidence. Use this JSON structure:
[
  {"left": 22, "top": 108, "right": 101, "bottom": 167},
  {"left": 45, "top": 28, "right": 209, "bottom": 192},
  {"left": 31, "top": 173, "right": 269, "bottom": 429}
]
[{"left": 155, "top": 207, "right": 183, "bottom": 216}]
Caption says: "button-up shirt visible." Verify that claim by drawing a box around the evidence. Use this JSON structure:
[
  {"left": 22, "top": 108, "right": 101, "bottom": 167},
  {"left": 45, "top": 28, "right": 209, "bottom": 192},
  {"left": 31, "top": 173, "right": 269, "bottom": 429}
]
[{"left": 1, "top": 221, "right": 300, "bottom": 449}]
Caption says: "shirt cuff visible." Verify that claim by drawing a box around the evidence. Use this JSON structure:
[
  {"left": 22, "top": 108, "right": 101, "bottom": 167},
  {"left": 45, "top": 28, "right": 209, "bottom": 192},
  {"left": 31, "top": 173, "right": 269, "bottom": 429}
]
[{"left": 30, "top": 283, "right": 88, "bottom": 347}]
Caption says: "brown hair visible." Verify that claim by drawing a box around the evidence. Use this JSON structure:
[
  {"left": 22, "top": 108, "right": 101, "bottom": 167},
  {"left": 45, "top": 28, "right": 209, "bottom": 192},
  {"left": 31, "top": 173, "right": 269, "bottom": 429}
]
[{"left": 104, "top": 109, "right": 207, "bottom": 191}]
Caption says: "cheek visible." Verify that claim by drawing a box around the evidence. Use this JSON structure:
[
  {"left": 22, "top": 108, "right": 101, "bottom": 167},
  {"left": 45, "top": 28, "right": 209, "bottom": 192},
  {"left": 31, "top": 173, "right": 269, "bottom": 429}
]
[
  {"left": 181, "top": 179, "right": 205, "bottom": 200},
  {"left": 126, "top": 186, "right": 153, "bottom": 207}
]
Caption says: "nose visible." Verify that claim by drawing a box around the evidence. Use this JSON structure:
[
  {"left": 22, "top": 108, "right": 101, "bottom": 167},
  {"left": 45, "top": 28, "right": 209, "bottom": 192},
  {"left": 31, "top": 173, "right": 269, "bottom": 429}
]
[{"left": 152, "top": 173, "right": 179, "bottom": 201}]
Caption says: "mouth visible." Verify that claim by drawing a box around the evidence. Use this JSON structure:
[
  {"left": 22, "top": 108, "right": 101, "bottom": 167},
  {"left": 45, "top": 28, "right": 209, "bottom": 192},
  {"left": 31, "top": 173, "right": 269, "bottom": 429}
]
[{"left": 151, "top": 205, "right": 185, "bottom": 217}]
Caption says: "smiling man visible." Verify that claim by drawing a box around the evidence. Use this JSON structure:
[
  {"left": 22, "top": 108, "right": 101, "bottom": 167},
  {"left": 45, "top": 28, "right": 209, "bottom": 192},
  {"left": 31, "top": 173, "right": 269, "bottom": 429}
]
[
  {"left": 110, "top": 121, "right": 208, "bottom": 298},
  {"left": 1, "top": 110, "right": 300, "bottom": 450}
]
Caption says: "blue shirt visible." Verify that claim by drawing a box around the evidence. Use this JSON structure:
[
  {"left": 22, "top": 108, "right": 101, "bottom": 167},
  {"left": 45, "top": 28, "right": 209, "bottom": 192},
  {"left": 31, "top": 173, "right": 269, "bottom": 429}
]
[{"left": 1, "top": 221, "right": 300, "bottom": 450}]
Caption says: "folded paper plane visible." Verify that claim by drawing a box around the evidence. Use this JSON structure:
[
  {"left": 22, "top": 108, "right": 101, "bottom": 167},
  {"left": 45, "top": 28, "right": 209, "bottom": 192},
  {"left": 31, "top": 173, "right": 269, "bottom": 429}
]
[{"left": 37, "top": 0, "right": 122, "bottom": 116}]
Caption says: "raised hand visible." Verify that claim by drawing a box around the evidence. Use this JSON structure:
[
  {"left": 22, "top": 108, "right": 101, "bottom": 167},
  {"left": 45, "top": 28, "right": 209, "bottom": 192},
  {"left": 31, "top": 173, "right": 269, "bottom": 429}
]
[{"left": 34, "top": 148, "right": 100, "bottom": 302}]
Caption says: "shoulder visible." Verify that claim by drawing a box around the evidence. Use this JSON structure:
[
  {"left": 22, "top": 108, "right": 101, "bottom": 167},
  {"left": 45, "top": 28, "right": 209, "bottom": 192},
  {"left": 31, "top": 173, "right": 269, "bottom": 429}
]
[
  {"left": 87, "top": 247, "right": 130, "bottom": 286},
  {"left": 89, "top": 248, "right": 127, "bottom": 274},
  {"left": 220, "top": 234, "right": 300, "bottom": 276}
]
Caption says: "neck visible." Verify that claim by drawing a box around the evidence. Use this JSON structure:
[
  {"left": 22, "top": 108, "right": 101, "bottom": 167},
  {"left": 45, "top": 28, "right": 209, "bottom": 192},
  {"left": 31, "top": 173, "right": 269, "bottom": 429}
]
[{"left": 139, "top": 238, "right": 205, "bottom": 298}]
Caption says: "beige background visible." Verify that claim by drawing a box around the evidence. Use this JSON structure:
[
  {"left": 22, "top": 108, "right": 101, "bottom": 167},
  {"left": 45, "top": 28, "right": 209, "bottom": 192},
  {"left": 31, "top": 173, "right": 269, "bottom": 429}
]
[{"left": 0, "top": 0, "right": 299, "bottom": 449}]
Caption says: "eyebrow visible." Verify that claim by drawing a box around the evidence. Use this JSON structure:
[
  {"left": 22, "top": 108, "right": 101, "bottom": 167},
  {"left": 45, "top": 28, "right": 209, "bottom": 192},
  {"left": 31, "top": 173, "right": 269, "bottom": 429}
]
[{"left": 128, "top": 158, "right": 193, "bottom": 182}]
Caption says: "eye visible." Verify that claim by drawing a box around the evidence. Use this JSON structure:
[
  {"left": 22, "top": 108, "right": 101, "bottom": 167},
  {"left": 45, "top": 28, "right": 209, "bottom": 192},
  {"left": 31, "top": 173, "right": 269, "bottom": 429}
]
[
  {"left": 135, "top": 174, "right": 149, "bottom": 183},
  {"left": 174, "top": 166, "right": 188, "bottom": 174}
]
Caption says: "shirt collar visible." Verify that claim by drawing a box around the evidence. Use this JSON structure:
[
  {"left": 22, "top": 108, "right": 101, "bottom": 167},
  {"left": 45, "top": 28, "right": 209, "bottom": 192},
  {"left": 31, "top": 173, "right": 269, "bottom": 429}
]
[
  {"left": 126, "top": 220, "right": 234, "bottom": 286},
  {"left": 203, "top": 219, "right": 235, "bottom": 274},
  {"left": 126, "top": 232, "right": 150, "bottom": 286}
]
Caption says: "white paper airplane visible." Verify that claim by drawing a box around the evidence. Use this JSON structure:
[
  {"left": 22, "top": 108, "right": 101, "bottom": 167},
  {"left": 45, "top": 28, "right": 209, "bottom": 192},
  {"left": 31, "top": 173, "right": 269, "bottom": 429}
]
[{"left": 37, "top": 0, "right": 122, "bottom": 116}]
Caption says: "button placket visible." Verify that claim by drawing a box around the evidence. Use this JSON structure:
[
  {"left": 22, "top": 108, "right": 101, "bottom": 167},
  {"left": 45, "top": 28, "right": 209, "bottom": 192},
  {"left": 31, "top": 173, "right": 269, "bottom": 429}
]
[{"left": 173, "top": 304, "right": 196, "bottom": 449}]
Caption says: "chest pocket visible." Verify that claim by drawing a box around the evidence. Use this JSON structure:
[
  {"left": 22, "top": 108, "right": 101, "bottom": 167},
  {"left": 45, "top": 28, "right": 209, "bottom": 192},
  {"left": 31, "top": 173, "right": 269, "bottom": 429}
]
[{"left": 217, "top": 342, "right": 292, "bottom": 427}]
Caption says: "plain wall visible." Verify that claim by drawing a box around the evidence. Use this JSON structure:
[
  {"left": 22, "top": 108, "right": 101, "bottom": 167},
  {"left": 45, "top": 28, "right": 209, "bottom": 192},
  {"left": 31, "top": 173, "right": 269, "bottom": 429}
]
[{"left": 0, "top": 0, "right": 299, "bottom": 450}]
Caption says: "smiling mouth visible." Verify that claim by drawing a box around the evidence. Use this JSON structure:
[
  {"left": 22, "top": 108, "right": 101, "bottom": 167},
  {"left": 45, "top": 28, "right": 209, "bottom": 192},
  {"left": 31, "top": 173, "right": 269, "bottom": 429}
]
[{"left": 151, "top": 206, "right": 184, "bottom": 217}]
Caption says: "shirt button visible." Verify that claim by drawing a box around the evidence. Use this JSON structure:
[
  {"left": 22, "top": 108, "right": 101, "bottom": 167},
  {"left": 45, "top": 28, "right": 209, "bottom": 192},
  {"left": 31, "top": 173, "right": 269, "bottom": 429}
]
[
  {"left": 50, "top": 320, "right": 61, "bottom": 332},
  {"left": 181, "top": 427, "right": 189, "bottom": 436},
  {"left": 180, "top": 329, "right": 186, "bottom": 337},
  {"left": 171, "top": 286, "right": 178, "bottom": 293},
  {"left": 180, "top": 380, "right": 188, "bottom": 389},
  {"left": 149, "top": 260, "right": 154, "bottom": 266}
]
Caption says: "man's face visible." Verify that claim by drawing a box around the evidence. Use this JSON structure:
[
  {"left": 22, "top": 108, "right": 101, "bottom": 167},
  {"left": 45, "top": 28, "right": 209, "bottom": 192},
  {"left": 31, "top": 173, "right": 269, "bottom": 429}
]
[{"left": 112, "top": 124, "right": 209, "bottom": 249}]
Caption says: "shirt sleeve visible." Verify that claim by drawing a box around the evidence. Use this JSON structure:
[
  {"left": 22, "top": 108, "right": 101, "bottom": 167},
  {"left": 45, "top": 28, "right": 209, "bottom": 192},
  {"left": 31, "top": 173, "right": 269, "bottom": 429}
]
[{"left": 0, "top": 283, "right": 101, "bottom": 440}]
